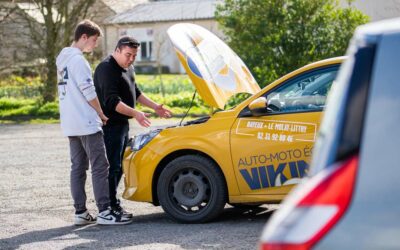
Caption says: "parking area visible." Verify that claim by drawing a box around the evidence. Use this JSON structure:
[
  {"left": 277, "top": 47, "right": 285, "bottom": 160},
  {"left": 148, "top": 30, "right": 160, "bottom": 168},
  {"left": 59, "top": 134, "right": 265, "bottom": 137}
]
[{"left": 0, "top": 122, "right": 276, "bottom": 249}]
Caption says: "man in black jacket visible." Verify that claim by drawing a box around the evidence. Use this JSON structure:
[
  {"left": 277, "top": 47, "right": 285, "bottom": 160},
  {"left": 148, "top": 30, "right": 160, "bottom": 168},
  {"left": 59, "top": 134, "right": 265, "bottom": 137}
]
[{"left": 94, "top": 36, "right": 171, "bottom": 218}]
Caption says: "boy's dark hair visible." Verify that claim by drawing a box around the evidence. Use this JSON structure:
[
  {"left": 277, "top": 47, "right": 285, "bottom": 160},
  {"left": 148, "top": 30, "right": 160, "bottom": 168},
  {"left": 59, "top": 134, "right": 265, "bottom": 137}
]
[
  {"left": 115, "top": 36, "right": 140, "bottom": 51},
  {"left": 74, "top": 20, "right": 102, "bottom": 42}
]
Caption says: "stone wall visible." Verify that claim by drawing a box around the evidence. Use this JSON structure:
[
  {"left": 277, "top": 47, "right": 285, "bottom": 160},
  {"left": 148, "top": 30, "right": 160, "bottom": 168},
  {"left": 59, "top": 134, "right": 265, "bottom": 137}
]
[
  {"left": 0, "top": 4, "right": 42, "bottom": 75},
  {"left": 0, "top": 1, "right": 116, "bottom": 76}
]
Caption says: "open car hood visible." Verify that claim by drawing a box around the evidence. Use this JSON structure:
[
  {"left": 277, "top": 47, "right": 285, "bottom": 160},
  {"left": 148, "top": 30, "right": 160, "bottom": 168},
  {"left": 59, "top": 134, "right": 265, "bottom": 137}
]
[{"left": 167, "top": 23, "right": 261, "bottom": 109}]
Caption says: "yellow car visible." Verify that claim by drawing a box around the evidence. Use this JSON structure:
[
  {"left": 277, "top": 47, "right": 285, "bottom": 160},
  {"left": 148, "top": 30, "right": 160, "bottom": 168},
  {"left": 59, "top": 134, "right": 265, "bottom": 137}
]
[{"left": 122, "top": 23, "right": 344, "bottom": 223}]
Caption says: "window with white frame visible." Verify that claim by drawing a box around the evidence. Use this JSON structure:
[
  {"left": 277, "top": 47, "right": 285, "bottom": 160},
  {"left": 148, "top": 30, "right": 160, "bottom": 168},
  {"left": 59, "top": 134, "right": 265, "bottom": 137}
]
[
  {"left": 121, "top": 28, "right": 154, "bottom": 62},
  {"left": 140, "top": 41, "right": 153, "bottom": 61}
]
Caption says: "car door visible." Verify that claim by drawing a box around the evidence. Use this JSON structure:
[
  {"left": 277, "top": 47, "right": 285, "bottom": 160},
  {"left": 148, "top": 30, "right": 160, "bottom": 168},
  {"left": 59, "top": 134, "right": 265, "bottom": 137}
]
[{"left": 230, "top": 65, "right": 339, "bottom": 195}]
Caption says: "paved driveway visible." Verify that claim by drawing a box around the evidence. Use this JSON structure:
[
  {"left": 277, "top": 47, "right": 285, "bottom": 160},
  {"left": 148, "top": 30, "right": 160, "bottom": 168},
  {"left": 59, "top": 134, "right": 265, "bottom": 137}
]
[{"left": 0, "top": 121, "right": 276, "bottom": 249}]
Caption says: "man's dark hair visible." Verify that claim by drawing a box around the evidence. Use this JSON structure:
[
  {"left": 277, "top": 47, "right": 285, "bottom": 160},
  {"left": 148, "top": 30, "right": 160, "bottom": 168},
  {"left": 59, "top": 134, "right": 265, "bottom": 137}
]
[
  {"left": 115, "top": 36, "right": 140, "bottom": 51},
  {"left": 74, "top": 20, "right": 102, "bottom": 42}
]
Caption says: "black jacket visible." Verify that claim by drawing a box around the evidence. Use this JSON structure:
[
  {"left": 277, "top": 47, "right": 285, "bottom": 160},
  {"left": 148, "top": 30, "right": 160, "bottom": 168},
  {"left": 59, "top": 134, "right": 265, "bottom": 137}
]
[{"left": 94, "top": 55, "right": 142, "bottom": 126}]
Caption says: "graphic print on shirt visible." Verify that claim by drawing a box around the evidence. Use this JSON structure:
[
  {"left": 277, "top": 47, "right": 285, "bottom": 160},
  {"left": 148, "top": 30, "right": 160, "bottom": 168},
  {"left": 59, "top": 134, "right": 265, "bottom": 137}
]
[{"left": 58, "top": 67, "right": 68, "bottom": 100}]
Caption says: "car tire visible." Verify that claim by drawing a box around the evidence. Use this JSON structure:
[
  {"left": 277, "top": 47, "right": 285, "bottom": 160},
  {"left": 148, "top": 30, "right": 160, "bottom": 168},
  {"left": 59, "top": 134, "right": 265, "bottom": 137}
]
[{"left": 157, "top": 155, "right": 227, "bottom": 223}]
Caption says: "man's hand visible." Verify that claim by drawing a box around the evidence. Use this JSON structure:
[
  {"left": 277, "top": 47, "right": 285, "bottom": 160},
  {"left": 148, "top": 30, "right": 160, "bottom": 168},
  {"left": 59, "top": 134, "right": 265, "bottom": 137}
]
[
  {"left": 134, "top": 110, "right": 151, "bottom": 127},
  {"left": 154, "top": 104, "right": 172, "bottom": 118},
  {"left": 88, "top": 97, "right": 108, "bottom": 125},
  {"left": 98, "top": 112, "right": 109, "bottom": 125}
]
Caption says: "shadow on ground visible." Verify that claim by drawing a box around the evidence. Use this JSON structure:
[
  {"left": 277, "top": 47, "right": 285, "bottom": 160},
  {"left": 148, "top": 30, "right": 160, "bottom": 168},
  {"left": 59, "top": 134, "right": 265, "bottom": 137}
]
[{"left": 0, "top": 206, "right": 276, "bottom": 249}]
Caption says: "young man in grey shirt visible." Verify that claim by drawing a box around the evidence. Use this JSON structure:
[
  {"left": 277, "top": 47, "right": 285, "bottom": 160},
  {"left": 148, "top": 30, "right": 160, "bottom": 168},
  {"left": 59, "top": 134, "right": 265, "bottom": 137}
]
[{"left": 56, "top": 20, "right": 131, "bottom": 225}]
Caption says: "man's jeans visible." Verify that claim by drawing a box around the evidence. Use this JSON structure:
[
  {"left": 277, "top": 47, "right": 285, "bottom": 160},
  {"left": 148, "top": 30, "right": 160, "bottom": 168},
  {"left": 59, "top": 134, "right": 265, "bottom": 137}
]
[
  {"left": 69, "top": 131, "right": 110, "bottom": 212},
  {"left": 103, "top": 123, "right": 129, "bottom": 207}
]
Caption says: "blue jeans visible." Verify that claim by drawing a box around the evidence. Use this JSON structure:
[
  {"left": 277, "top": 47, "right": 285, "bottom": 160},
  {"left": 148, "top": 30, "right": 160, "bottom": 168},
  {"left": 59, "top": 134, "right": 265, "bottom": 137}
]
[{"left": 103, "top": 123, "right": 129, "bottom": 207}]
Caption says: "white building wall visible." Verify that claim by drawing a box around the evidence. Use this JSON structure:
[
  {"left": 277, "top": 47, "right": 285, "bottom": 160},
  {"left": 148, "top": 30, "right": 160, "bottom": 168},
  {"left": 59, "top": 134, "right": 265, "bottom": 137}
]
[
  {"left": 103, "top": 19, "right": 222, "bottom": 73},
  {"left": 341, "top": 0, "right": 400, "bottom": 21}
]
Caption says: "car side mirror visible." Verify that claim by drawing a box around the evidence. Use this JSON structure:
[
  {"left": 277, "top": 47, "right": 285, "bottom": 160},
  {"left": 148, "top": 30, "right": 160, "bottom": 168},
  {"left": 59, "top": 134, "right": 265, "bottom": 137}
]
[{"left": 248, "top": 97, "right": 268, "bottom": 116}]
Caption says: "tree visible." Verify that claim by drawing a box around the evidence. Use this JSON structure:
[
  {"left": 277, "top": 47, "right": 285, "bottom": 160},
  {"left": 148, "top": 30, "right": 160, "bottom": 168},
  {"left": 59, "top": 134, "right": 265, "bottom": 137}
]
[
  {"left": 6, "top": 0, "right": 96, "bottom": 102},
  {"left": 215, "top": 0, "right": 369, "bottom": 87},
  {"left": 153, "top": 31, "right": 169, "bottom": 97}
]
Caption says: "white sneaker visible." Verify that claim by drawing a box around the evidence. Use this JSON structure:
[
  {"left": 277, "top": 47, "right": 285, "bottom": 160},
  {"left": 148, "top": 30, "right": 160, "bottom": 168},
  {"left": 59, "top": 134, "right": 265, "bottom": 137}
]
[
  {"left": 97, "top": 209, "right": 132, "bottom": 225},
  {"left": 74, "top": 210, "right": 96, "bottom": 226},
  {"left": 112, "top": 204, "right": 133, "bottom": 219}
]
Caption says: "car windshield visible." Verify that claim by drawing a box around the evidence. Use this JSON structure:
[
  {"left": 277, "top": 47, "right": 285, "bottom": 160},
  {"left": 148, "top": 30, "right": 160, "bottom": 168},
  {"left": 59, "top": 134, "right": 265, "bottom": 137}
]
[
  {"left": 272, "top": 71, "right": 336, "bottom": 99},
  {"left": 299, "top": 72, "right": 336, "bottom": 96},
  {"left": 266, "top": 68, "right": 339, "bottom": 113}
]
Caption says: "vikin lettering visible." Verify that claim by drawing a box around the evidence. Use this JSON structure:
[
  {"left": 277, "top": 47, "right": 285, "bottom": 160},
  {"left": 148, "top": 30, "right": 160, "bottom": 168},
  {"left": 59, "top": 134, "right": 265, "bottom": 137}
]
[{"left": 240, "top": 160, "right": 309, "bottom": 190}]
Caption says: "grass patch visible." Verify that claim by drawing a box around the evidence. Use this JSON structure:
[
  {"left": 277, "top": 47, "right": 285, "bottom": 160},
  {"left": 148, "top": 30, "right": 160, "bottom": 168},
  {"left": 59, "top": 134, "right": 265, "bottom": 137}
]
[
  {"left": 0, "top": 75, "right": 43, "bottom": 98},
  {"left": 136, "top": 75, "right": 194, "bottom": 94},
  {"left": 0, "top": 98, "right": 59, "bottom": 121},
  {"left": 0, "top": 96, "right": 210, "bottom": 123},
  {"left": 0, "top": 74, "right": 251, "bottom": 123}
]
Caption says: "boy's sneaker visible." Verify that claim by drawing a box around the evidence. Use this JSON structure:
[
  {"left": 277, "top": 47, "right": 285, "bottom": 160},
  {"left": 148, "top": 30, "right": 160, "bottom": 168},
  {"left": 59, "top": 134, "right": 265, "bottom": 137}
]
[
  {"left": 113, "top": 204, "right": 133, "bottom": 219},
  {"left": 97, "top": 209, "right": 132, "bottom": 225},
  {"left": 74, "top": 210, "right": 96, "bottom": 226}
]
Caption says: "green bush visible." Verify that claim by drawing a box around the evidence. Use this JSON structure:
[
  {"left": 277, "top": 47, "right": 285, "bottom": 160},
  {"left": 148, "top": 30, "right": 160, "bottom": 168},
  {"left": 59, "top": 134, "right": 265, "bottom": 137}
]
[
  {"left": 0, "top": 98, "right": 59, "bottom": 120},
  {"left": 225, "top": 93, "right": 252, "bottom": 109},
  {"left": 0, "top": 98, "right": 36, "bottom": 110},
  {"left": 145, "top": 92, "right": 206, "bottom": 108},
  {"left": 35, "top": 102, "right": 59, "bottom": 116},
  {"left": 0, "top": 75, "right": 43, "bottom": 98},
  {"left": 139, "top": 106, "right": 209, "bottom": 117},
  {"left": 136, "top": 74, "right": 195, "bottom": 94},
  {"left": 216, "top": 0, "right": 369, "bottom": 87},
  {"left": 0, "top": 74, "right": 256, "bottom": 122},
  {"left": 138, "top": 92, "right": 209, "bottom": 116},
  {"left": 0, "top": 100, "right": 37, "bottom": 117}
]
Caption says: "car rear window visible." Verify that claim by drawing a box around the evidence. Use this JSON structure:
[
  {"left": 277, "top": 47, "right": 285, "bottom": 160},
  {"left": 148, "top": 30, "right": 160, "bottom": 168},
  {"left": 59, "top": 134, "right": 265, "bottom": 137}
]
[
  {"left": 310, "top": 43, "right": 376, "bottom": 174},
  {"left": 336, "top": 44, "right": 376, "bottom": 161}
]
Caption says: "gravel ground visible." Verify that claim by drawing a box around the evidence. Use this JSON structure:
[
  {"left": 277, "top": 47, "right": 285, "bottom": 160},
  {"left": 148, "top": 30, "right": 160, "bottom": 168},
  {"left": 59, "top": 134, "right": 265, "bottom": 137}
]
[{"left": 0, "top": 121, "right": 277, "bottom": 250}]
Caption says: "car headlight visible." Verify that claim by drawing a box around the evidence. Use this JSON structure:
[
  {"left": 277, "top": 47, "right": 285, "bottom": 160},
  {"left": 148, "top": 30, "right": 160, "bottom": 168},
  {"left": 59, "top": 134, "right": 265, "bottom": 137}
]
[{"left": 130, "top": 129, "right": 161, "bottom": 151}]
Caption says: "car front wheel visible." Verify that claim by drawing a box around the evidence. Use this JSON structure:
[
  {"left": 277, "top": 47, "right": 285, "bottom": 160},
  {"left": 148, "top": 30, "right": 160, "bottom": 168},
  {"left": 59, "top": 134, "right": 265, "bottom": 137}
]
[{"left": 157, "top": 155, "right": 227, "bottom": 223}]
